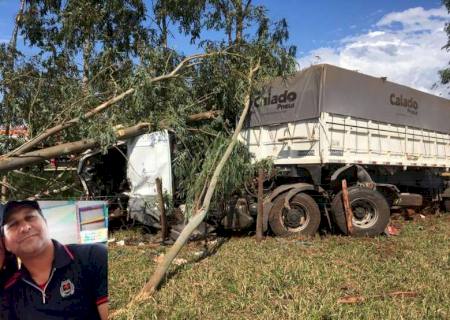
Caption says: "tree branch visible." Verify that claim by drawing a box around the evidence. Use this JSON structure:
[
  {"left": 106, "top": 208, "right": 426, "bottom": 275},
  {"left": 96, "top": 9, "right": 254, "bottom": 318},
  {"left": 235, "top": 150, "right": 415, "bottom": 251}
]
[
  {"left": 27, "top": 183, "right": 78, "bottom": 200},
  {"left": 0, "top": 123, "right": 151, "bottom": 173},
  {"left": 135, "top": 59, "right": 260, "bottom": 301},
  {"left": 187, "top": 110, "right": 221, "bottom": 122},
  {"left": 3, "top": 51, "right": 225, "bottom": 158}
]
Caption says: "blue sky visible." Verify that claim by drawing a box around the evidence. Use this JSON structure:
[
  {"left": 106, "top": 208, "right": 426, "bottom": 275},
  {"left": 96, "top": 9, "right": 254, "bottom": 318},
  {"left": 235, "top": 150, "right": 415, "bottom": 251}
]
[
  {"left": 0, "top": 0, "right": 448, "bottom": 96},
  {"left": 262, "top": 0, "right": 443, "bottom": 52}
]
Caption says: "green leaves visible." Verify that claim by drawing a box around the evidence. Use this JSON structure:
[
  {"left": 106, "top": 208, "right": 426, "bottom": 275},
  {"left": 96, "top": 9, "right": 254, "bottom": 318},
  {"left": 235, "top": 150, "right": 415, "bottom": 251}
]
[{"left": 1, "top": 0, "right": 296, "bottom": 205}]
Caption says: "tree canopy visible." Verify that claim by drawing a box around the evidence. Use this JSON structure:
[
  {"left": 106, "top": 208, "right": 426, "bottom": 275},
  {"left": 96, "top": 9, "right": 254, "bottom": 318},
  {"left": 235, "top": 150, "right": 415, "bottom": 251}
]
[
  {"left": 441, "top": 0, "right": 450, "bottom": 84},
  {"left": 0, "top": 0, "right": 297, "bottom": 205}
]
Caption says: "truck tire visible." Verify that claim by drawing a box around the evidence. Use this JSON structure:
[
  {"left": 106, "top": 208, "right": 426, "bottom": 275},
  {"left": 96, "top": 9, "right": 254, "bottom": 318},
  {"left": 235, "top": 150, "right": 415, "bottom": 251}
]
[
  {"left": 331, "top": 187, "right": 390, "bottom": 236},
  {"left": 269, "top": 193, "right": 321, "bottom": 237}
]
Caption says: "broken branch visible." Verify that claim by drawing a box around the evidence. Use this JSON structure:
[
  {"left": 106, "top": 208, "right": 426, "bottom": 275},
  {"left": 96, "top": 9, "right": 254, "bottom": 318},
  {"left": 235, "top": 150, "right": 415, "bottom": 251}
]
[
  {"left": 341, "top": 179, "right": 354, "bottom": 235},
  {"left": 134, "top": 60, "right": 260, "bottom": 301},
  {"left": 0, "top": 123, "right": 151, "bottom": 173},
  {"left": 187, "top": 110, "right": 221, "bottom": 122},
  {"left": 27, "top": 183, "right": 78, "bottom": 200},
  {"left": 3, "top": 51, "right": 224, "bottom": 158}
]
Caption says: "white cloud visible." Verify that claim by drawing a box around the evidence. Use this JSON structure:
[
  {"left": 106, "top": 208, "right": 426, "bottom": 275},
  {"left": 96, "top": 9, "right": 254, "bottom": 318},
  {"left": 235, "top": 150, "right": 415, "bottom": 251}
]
[{"left": 298, "top": 6, "right": 450, "bottom": 98}]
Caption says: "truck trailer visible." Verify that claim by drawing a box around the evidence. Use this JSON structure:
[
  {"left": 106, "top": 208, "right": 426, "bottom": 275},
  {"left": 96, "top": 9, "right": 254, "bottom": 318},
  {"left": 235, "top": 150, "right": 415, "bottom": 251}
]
[
  {"left": 78, "top": 64, "right": 450, "bottom": 237},
  {"left": 240, "top": 64, "right": 450, "bottom": 236}
]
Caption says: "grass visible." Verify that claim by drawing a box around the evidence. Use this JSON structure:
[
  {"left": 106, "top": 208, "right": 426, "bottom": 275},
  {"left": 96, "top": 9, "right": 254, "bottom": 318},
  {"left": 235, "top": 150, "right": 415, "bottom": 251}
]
[{"left": 109, "top": 214, "right": 450, "bottom": 320}]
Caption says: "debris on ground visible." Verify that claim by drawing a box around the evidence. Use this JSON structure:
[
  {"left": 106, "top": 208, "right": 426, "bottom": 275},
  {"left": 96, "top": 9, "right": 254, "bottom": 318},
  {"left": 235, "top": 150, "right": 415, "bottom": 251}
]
[
  {"left": 153, "top": 254, "right": 165, "bottom": 264},
  {"left": 173, "top": 258, "right": 188, "bottom": 266},
  {"left": 116, "top": 240, "right": 125, "bottom": 246},
  {"left": 338, "top": 295, "right": 365, "bottom": 304},
  {"left": 386, "top": 225, "right": 401, "bottom": 236},
  {"left": 170, "top": 221, "right": 216, "bottom": 242},
  {"left": 209, "top": 239, "right": 218, "bottom": 247},
  {"left": 153, "top": 253, "right": 188, "bottom": 266},
  {"left": 193, "top": 251, "right": 205, "bottom": 257},
  {"left": 404, "top": 208, "right": 417, "bottom": 220},
  {"left": 338, "top": 291, "right": 418, "bottom": 304}
]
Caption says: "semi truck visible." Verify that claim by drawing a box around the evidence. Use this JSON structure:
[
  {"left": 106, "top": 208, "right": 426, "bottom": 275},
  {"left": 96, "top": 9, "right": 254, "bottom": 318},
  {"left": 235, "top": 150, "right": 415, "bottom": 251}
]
[{"left": 78, "top": 64, "right": 450, "bottom": 237}]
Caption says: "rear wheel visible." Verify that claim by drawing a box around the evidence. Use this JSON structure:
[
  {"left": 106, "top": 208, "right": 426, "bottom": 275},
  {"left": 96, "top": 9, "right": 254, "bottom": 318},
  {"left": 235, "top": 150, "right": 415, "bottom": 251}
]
[
  {"left": 331, "top": 187, "right": 390, "bottom": 236},
  {"left": 269, "top": 193, "right": 321, "bottom": 237}
]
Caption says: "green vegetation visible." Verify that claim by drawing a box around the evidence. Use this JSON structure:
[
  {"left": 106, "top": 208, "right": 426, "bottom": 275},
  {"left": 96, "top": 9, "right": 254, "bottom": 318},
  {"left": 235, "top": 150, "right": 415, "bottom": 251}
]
[
  {"left": 109, "top": 214, "right": 450, "bottom": 319},
  {"left": 1, "top": 0, "right": 297, "bottom": 203}
]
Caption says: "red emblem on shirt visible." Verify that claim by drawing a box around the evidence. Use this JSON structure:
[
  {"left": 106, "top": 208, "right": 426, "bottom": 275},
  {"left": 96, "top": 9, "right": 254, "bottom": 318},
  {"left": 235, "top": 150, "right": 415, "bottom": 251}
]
[{"left": 60, "top": 279, "right": 75, "bottom": 298}]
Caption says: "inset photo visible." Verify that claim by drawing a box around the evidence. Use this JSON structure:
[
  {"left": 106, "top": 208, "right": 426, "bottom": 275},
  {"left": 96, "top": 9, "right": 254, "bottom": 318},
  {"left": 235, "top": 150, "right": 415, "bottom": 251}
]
[{"left": 0, "top": 200, "right": 108, "bottom": 320}]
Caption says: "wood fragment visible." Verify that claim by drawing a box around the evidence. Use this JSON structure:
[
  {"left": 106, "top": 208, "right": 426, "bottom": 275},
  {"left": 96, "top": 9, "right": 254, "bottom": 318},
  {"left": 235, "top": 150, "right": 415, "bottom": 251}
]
[
  {"left": 338, "top": 291, "right": 418, "bottom": 304},
  {"left": 338, "top": 295, "right": 365, "bottom": 304},
  {"left": 256, "top": 168, "right": 264, "bottom": 241},
  {"left": 156, "top": 178, "right": 168, "bottom": 243},
  {"left": 341, "top": 179, "right": 354, "bottom": 235},
  {"left": 187, "top": 110, "right": 221, "bottom": 122}
]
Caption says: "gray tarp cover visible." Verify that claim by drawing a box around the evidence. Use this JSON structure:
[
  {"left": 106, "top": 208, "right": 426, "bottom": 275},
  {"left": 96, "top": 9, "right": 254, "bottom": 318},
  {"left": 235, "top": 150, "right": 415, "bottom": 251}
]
[{"left": 248, "top": 64, "right": 450, "bottom": 134}]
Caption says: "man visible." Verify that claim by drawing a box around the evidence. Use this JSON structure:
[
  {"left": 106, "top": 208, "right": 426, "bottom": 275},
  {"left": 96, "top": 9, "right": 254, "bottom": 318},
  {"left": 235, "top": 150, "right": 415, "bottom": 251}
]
[{"left": 1, "top": 200, "right": 108, "bottom": 320}]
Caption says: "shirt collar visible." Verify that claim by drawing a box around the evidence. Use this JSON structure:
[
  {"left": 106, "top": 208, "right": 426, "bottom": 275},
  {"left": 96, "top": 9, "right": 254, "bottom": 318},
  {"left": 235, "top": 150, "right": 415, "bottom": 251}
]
[
  {"left": 5, "top": 239, "right": 75, "bottom": 289},
  {"left": 52, "top": 239, "right": 75, "bottom": 269}
]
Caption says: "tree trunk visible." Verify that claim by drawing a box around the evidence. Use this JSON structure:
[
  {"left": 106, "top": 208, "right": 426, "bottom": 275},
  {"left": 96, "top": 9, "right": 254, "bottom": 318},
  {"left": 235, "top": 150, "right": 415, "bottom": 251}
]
[
  {"left": 235, "top": 0, "right": 243, "bottom": 44},
  {"left": 156, "top": 177, "right": 168, "bottom": 243},
  {"left": 161, "top": 12, "right": 168, "bottom": 48},
  {"left": 256, "top": 168, "right": 264, "bottom": 241},
  {"left": 82, "top": 36, "right": 93, "bottom": 95},
  {"left": 341, "top": 179, "right": 354, "bottom": 235},
  {"left": 0, "top": 123, "right": 151, "bottom": 173},
  {"left": 1, "top": 176, "right": 8, "bottom": 202}
]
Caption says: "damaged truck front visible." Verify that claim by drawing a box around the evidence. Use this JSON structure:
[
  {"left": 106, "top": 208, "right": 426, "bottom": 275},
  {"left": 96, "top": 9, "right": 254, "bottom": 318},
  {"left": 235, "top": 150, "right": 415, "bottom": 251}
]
[
  {"left": 78, "top": 130, "right": 175, "bottom": 229},
  {"left": 78, "top": 64, "right": 450, "bottom": 237}
]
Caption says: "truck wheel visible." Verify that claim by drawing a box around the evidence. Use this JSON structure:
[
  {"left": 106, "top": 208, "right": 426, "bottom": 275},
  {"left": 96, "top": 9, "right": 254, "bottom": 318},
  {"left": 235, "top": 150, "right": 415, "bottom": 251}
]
[
  {"left": 331, "top": 187, "right": 390, "bottom": 236},
  {"left": 269, "top": 193, "right": 321, "bottom": 237}
]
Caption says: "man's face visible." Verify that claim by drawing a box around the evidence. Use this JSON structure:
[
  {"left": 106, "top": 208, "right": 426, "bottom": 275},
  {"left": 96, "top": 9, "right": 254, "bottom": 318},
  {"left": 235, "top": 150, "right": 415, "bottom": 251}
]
[{"left": 3, "top": 207, "right": 51, "bottom": 258}]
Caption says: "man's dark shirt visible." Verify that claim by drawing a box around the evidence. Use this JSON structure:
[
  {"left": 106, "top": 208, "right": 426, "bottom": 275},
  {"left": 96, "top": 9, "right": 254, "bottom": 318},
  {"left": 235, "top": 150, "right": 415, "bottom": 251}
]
[
  {"left": 1, "top": 239, "right": 107, "bottom": 320},
  {"left": 0, "top": 256, "right": 17, "bottom": 289}
]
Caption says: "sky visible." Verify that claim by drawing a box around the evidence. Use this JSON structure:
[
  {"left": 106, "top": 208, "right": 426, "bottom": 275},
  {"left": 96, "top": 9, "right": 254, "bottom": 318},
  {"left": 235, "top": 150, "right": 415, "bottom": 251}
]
[{"left": 0, "top": 0, "right": 449, "bottom": 97}]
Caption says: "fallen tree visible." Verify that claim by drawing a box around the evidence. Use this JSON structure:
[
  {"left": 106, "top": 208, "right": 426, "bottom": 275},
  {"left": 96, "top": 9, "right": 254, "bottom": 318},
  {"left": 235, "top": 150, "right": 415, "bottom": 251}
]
[
  {"left": 117, "top": 60, "right": 260, "bottom": 316},
  {"left": 0, "top": 123, "right": 150, "bottom": 173},
  {"left": 2, "top": 52, "right": 222, "bottom": 159},
  {"left": 0, "top": 109, "right": 222, "bottom": 174},
  {"left": 109, "top": 60, "right": 260, "bottom": 319}
]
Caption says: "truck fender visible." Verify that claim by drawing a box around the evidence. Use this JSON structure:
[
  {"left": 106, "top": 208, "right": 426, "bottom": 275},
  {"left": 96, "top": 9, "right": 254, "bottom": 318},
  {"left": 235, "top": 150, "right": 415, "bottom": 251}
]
[
  {"left": 330, "top": 164, "right": 373, "bottom": 190},
  {"left": 263, "top": 183, "right": 323, "bottom": 232}
]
